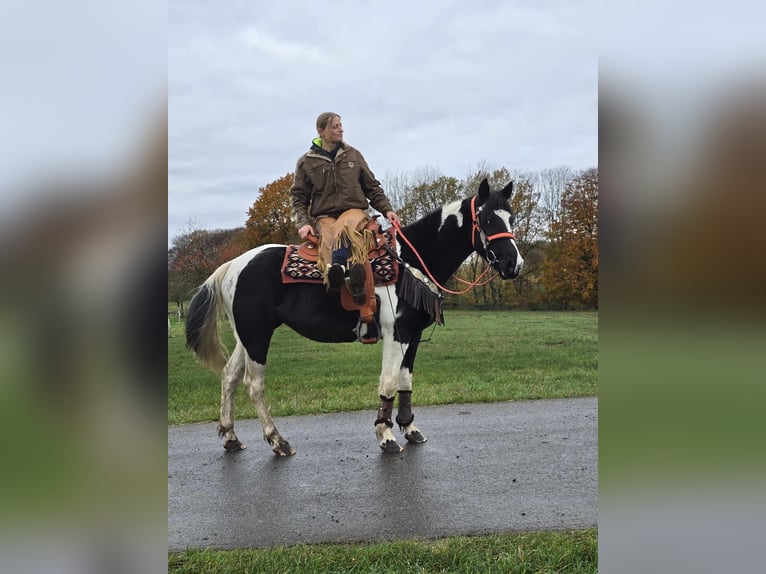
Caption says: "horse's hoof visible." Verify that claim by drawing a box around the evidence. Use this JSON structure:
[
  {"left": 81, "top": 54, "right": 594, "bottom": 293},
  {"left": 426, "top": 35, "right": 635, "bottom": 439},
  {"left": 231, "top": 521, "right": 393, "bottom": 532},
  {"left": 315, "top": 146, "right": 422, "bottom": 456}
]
[
  {"left": 380, "top": 439, "right": 403, "bottom": 454},
  {"left": 273, "top": 443, "right": 296, "bottom": 457},
  {"left": 405, "top": 430, "right": 428, "bottom": 444},
  {"left": 223, "top": 439, "right": 246, "bottom": 451}
]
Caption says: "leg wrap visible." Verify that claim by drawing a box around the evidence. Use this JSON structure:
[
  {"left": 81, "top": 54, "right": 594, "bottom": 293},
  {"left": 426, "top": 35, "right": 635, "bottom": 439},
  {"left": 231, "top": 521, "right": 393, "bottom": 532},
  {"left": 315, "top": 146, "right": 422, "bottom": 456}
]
[
  {"left": 374, "top": 395, "right": 395, "bottom": 427},
  {"left": 395, "top": 390, "right": 414, "bottom": 428}
]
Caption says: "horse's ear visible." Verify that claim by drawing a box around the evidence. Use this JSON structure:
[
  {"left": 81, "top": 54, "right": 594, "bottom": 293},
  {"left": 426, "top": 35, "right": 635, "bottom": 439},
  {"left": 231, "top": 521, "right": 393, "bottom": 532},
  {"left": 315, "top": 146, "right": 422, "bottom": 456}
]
[
  {"left": 501, "top": 181, "right": 513, "bottom": 200},
  {"left": 477, "top": 178, "right": 490, "bottom": 205}
]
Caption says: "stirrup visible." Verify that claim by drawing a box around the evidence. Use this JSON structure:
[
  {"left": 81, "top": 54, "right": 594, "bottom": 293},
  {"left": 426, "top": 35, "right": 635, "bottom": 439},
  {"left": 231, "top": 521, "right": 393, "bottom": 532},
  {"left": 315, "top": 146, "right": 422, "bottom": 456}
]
[{"left": 356, "top": 316, "right": 380, "bottom": 344}]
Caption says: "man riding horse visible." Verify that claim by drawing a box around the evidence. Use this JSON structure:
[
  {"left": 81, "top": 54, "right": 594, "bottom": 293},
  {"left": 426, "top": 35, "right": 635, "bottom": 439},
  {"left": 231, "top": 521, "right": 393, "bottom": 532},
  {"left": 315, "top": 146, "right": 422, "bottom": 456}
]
[{"left": 289, "top": 112, "right": 400, "bottom": 304}]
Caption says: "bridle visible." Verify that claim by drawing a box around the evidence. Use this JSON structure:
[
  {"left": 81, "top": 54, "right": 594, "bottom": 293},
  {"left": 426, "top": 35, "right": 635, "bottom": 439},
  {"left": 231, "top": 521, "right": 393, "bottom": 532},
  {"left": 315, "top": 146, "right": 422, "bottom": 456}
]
[
  {"left": 469, "top": 196, "right": 515, "bottom": 267},
  {"left": 391, "top": 196, "right": 517, "bottom": 295}
]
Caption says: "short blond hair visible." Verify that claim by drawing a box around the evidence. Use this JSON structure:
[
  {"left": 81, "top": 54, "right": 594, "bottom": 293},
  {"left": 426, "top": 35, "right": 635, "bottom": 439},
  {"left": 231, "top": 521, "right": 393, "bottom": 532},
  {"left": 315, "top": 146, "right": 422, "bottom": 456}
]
[{"left": 316, "top": 112, "right": 340, "bottom": 132}]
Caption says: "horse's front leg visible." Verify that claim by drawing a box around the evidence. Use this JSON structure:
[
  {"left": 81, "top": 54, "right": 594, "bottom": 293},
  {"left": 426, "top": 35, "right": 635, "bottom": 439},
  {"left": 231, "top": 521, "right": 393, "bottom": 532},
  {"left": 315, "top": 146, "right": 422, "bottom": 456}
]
[
  {"left": 396, "top": 391, "right": 427, "bottom": 444},
  {"left": 376, "top": 327, "right": 405, "bottom": 453},
  {"left": 243, "top": 357, "right": 295, "bottom": 456},
  {"left": 396, "top": 339, "right": 427, "bottom": 445},
  {"left": 375, "top": 393, "right": 401, "bottom": 453}
]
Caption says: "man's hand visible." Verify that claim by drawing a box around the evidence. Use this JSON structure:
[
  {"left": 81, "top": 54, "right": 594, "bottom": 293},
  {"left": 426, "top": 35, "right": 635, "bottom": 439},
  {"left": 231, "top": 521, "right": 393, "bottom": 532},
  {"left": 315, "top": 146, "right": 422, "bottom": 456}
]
[
  {"left": 385, "top": 211, "right": 400, "bottom": 227},
  {"left": 298, "top": 224, "right": 315, "bottom": 241}
]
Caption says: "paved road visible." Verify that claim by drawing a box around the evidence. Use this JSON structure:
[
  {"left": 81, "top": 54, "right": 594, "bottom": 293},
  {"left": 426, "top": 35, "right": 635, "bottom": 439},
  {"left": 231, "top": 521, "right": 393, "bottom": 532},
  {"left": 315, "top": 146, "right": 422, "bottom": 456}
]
[{"left": 168, "top": 397, "right": 597, "bottom": 550}]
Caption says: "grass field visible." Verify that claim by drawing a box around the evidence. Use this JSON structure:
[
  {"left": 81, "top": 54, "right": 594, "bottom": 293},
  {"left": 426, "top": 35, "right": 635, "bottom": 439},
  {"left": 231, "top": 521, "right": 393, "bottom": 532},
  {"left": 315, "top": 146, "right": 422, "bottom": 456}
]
[
  {"left": 168, "top": 310, "right": 597, "bottom": 425},
  {"left": 168, "top": 529, "right": 598, "bottom": 573},
  {"left": 168, "top": 309, "right": 598, "bottom": 572}
]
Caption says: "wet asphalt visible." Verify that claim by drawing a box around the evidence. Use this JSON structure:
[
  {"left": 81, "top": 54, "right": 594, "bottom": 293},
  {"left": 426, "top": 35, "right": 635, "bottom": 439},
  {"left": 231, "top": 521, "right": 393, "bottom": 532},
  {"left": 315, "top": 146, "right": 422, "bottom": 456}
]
[{"left": 168, "top": 397, "right": 597, "bottom": 550}]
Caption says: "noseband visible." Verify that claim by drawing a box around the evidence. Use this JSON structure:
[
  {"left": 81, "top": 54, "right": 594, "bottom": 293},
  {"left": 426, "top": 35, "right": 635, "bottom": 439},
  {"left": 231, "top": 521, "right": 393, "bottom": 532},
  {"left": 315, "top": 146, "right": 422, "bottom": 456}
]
[{"left": 470, "top": 196, "right": 515, "bottom": 265}]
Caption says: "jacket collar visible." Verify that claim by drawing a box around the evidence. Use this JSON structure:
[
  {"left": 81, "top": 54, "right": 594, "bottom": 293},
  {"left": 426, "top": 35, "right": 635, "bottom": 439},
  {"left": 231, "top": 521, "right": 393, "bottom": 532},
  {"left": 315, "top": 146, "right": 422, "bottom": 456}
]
[{"left": 309, "top": 139, "right": 345, "bottom": 160}]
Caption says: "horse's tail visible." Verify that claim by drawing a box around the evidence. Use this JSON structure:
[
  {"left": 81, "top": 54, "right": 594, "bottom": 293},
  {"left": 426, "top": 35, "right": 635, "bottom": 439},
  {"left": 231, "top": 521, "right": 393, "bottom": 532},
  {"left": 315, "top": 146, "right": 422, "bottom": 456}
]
[{"left": 185, "top": 262, "right": 232, "bottom": 372}]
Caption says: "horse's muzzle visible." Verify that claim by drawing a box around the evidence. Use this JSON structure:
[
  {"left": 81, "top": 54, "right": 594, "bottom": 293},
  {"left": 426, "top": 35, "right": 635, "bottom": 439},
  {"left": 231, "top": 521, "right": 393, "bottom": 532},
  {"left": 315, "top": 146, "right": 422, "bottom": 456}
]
[{"left": 497, "top": 259, "right": 522, "bottom": 280}]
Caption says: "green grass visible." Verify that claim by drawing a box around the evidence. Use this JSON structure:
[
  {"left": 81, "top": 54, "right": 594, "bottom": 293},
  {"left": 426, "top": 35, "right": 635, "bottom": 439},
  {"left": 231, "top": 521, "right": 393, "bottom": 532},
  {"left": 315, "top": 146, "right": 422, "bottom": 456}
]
[
  {"left": 168, "top": 310, "right": 597, "bottom": 425},
  {"left": 168, "top": 310, "right": 598, "bottom": 569},
  {"left": 168, "top": 528, "right": 597, "bottom": 573}
]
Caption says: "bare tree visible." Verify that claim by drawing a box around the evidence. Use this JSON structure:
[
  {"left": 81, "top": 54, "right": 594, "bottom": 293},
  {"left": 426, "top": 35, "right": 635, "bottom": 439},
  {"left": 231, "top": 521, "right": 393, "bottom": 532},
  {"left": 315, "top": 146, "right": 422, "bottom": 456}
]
[
  {"left": 537, "top": 166, "right": 574, "bottom": 227},
  {"left": 381, "top": 171, "right": 412, "bottom": 213},
  {"left": 397, "top": 168, "right": 461, "bottom": 224}
]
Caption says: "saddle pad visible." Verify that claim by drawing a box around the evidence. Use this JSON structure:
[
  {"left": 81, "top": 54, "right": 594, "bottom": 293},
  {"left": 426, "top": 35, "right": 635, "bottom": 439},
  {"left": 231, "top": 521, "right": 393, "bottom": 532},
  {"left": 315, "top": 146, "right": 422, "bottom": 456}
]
[
  {"left": 281, "top": 245, "right": 324, "bottom": 283},
  {"left": 281, "top": 228, "right": 399, "bottom": 286}
]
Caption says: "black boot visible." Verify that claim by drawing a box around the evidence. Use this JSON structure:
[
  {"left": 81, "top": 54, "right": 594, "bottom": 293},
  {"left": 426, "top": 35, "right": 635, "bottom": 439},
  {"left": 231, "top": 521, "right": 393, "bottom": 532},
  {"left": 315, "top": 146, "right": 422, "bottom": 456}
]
[
  {"left": 347, "top": 263, "right": 367, "bottom": 305},
  {"left": 327, "top": 264, "right": 345, "bottom": 293}
]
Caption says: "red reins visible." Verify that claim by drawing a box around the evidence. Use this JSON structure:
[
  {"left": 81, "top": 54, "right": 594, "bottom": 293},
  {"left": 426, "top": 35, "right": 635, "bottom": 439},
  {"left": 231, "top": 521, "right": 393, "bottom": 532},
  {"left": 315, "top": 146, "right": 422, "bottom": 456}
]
[{"left": 391, "top": 197, "right": 515, "bottom": 296}]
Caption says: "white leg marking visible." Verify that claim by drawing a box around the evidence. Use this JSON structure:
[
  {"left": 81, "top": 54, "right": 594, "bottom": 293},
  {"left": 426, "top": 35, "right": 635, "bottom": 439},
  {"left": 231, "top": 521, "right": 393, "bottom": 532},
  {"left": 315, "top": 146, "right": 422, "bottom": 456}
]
[
  {"left": 376, "top": 423, "right": 400, "bottom": 447},
  {"left": 379, "top": 337, "right": 407, "bottom": 399},
  {"left": 220, "top": 342, "right": 245, "bottom": 434},
  {"left": 401, "top": 422, "right": 427, "bottom": 443},
  {"left": 376, "top": 285, "right": 407, "bottom": 399},
  {"left": 397, "top": 368, "right": 413, "bottom": 392},
  {"left": 374, "top": 284, "right": 406, "bottom": 452},
  {"left": 243, "top": 359, "right": 277, "bottom": 440}
]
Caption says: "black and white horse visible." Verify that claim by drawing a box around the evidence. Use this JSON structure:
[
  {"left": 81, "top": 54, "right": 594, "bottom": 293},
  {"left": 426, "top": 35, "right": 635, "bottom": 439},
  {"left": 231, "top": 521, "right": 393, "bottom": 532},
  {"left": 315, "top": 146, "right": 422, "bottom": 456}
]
[{"left": 185, "top": 178, "right": 523, "bottom": 455}]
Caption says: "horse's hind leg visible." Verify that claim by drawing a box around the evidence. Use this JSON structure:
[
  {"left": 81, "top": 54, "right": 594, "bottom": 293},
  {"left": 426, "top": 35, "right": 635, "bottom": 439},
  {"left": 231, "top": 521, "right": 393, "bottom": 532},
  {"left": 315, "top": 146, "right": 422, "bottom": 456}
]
[
  {"left": 243, "top": 357, "right": 295, "bottom": 457},
  {"left": 218, "top": 342, "right": 246, "bottom": 451}
]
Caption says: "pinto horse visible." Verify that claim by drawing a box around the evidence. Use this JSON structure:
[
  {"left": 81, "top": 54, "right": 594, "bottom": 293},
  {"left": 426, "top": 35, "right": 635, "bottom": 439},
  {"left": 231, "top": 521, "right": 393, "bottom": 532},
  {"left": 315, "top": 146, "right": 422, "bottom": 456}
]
[{"left": 185, "top": 178, "right": 523, "bottom": 455}]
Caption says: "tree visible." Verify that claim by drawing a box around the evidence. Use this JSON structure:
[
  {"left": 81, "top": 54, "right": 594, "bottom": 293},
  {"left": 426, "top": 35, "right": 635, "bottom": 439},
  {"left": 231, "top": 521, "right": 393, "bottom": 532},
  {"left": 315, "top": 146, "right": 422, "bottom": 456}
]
[
  {"left": 398, "top": 169, "right": 462, "bottom": 224},
  {"left": 381, "top": 170, "right": 411, "bottom": 213},
  {"left": 503, "top": 171, "right": 544, "bottom": 301},
  {"left": 540, "top": 168, "right": 598, "bottom": 308},
  {"left": 456, "top": 167, "right": 547, "bottom": 307},
  {"left": 537, "top": 166, "right": 574, "bottom": 228},
  {"left": 243, "top": 173, "right": 297, "bottom": 247},
  {"left": 168, "top": 225, "right": 244, "bottom": 311}
]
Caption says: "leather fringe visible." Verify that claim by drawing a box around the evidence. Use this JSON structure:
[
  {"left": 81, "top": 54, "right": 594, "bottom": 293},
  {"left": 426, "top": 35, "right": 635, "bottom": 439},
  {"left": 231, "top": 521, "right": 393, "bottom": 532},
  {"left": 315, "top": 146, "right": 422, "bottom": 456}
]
[
  {"left": 399, "top": 265, "right": 444, "bottom": 325},
  {"left": 320, "top": 226, "right": 373, "bottom": 284},
  {"left": 331, "top": 226, "right": 372, "bottom": 266}
]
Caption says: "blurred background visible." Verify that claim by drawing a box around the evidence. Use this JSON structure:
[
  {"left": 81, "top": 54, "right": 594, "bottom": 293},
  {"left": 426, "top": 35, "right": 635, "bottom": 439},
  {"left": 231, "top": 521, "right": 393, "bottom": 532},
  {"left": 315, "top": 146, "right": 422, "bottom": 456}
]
[
  {"left": 1, "top": 1, "right": 765, "bottom": 572},
  {"left": 599, "top": 1, "right": 766, "bottom": 572},
  {"left": 0, "top": 1, "right": 166, "bottom": 573}
]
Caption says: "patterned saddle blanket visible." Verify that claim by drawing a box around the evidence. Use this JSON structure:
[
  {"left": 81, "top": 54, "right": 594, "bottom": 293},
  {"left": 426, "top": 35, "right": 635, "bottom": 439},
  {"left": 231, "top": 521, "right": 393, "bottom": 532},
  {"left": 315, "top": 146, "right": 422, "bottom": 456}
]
[{"left": 281, "top": 224, "right": 399, "bottom": 286}]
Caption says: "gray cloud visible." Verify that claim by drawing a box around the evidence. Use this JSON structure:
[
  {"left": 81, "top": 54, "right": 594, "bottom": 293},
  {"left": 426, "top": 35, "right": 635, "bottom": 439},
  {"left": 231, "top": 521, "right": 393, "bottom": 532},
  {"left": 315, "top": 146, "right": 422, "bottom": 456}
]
[{"left": 168, "top": 0, "right": 598, "bottom": 244}]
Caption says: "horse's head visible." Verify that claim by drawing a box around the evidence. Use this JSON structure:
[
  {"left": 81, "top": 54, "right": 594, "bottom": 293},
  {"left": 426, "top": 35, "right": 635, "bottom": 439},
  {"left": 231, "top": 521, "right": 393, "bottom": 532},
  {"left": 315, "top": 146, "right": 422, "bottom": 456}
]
[{"left": 472, "top": 179, "right": 524, "bottom": 279}]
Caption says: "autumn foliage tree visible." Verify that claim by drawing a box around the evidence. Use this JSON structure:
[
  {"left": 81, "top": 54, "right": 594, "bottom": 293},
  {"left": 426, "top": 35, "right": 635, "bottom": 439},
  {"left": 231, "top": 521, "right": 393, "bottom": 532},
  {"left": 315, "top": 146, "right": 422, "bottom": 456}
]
[
  {"left": 398, "top": 174, "right": 461, "bottom": 224},
  {"left": 168, "top": 165, "right": 599, "bottom": 311},
  {"left": 243, "top": 172, "right": 297, "bottom": 248},
  {"left": 540, "top": 168, "right": 598, "bottom": 308},
  {"left": 168, "top": 226, "right": 245, "bottom": 312}
]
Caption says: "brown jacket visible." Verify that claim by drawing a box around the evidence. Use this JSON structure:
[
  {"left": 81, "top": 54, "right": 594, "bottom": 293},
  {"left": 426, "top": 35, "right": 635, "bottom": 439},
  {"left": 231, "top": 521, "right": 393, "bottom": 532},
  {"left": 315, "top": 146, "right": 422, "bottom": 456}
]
[{"left": 290, "top": 140, "right": 394, "bottom": 229}]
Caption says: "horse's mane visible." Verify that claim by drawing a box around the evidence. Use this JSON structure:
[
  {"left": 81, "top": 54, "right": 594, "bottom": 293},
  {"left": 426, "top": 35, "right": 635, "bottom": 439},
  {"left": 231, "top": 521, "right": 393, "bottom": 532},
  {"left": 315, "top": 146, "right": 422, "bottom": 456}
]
[{"left": 401, "top": 197, "right": 469, "bottom": 238}]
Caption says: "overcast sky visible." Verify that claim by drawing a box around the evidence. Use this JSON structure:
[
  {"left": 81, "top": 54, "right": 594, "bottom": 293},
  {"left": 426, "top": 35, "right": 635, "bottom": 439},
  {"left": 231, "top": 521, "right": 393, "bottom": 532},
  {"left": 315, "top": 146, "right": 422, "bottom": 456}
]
[{"left": 168, "top": 0, "right": 598, "bottom": 244}]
